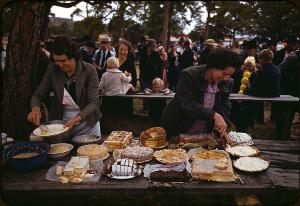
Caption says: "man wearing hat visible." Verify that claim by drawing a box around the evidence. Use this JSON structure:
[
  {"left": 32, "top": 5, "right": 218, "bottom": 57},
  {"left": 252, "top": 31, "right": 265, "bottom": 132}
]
[
  {"left": 273, "top": 35, "right": 297, "bottom": 66},
  {"left": 93, "top": 36, "right": 115, "bottom": 79},
  {"left": 198, "top": 39, "right": 217, "bottom": 65}
]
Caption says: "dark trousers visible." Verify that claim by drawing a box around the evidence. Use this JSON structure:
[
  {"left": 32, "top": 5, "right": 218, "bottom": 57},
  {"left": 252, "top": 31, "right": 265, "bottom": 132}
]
[
  {"left": 273, "top": 102, "right": 298, "bottom": 139},
  {"left": 230, "top": 101, "right": 259, "bottom": 132}
]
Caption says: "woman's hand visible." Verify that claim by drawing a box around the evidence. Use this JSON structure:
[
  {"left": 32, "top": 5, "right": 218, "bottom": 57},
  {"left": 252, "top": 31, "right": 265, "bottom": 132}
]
[
  {"left": 27, "top": 106, "right": 42, "bottom": 126},
  {"left": 213, "top": 112, "right": 227, "bottom": 137},
  {"left": 64, "top": 115, "right": 82, "bottom": 129}
]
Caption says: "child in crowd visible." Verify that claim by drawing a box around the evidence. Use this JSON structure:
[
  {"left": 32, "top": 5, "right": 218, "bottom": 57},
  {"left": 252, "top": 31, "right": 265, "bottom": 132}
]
[
  {"left": 144, "top": 77, "right": 172, "bottom": 95},
  {"left": 144, "top": 78, "right": 172, "bottom": 124},
  {"left": 99, "top": 57, "right": 136, "bottom": 95}
]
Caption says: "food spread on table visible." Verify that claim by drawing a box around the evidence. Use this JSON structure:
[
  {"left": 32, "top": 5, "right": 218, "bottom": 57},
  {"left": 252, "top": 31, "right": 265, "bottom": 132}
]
[{"left": 5, "top": 129, "right": 270, "bottom": 184}]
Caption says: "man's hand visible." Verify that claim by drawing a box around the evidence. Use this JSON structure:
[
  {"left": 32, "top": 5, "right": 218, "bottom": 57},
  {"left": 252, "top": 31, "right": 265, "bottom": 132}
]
[
  {"left": 64, "top": 115, "right": 82, "bottom": 129},
  {"left": 27, "top": 106, "right": 42, "bottom": 126}
]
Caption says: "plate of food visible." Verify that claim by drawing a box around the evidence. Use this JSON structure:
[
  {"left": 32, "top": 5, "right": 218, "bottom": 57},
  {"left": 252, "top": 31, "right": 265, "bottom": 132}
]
[
  {"left": 154, "top": 148, "right": 187, "bottom": 165},
  {"left": 225, "top": 145, "right": 259, "bottom": 157},
  {"left": 106, "top": 158, "right": 142, "bottom": 179},
  {"left": 233, "top": 156, "right": 270, "bottom": 173},
  {"left": 33, "top": 124, "right": 68, "bottom": 137}
]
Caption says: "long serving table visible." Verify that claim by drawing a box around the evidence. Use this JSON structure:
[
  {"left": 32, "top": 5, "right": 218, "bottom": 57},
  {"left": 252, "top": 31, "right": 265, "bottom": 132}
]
[
  {"left": 100, "top": 93, "right": 300, "bottom": 102},
  {"left": 2, "top": 139, "right": 299, "bottom": 206}
]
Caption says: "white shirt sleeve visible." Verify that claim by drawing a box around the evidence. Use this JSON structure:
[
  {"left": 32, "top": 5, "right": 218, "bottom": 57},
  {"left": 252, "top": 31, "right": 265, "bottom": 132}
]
[{"left": 93, "top": 49, "right": 99, "bottom": 61}]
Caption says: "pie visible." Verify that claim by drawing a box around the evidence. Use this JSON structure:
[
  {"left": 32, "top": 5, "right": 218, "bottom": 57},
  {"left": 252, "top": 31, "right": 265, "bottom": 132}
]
[
  {"left": 153, "top": 148, "right": 187, "bottom": 164},
  {"left": 233, "top": 157, "right": 269, "bottom": 172},
  {"left": 140, "top": 127, "right": 167, "bottom": 149},
  {"left": 77, "top": 144, "right": 109, "bottom": 160},
  {"left": 192, "top": 150, "right": 226, "bottom": 160},
  {"left": 120, "top": 146, "right": 153, "bottom": 163},
  {"left": 225, "top": 145, "right": 259, "bottom": 157},
  {"left": 104, "top": 131, "right": 133, "bottom": 150}
]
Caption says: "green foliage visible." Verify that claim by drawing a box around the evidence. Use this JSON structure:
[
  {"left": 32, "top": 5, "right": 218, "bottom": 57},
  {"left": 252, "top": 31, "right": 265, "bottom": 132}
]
[
  {"left": 71, "top": 16, "right": 107, "bottom": 40},
  {"left": 194, "top": 1, "right": 300, "bottom": 41}
]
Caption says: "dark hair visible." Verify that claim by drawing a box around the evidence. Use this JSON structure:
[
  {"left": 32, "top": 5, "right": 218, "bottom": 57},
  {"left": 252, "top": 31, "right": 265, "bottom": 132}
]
[
  {"left": 117, "top": 39, "right": 135, "bottom": 59},
  {"left": 206, "top": 48, "right": 242, "bottom": 70},
  {"left": 51, "top": 36, "right": 80, "bottom": 60}
]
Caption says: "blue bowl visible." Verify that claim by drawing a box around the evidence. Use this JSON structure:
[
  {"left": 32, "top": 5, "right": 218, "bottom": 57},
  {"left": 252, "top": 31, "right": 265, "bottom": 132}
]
[{"left": 5, "top": 141, "right": 50, "bottom": 171}]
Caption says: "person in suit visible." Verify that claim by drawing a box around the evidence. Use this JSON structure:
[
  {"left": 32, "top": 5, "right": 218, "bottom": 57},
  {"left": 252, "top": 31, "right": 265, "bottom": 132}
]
[
  {"left": 93, "top": 36, "right": 115, "bottom": 80},
  {"left": 160, "top": 48, "right": 242, "bottom": 144},
  {"left": 179, "top": 39, "right": 194, "bottom": 72},
  {"left": 27, "top": 36, "right": 101, "bottom": 138},
  {"left": 168, "top": 44, "right": 181, "bottom": 91}
]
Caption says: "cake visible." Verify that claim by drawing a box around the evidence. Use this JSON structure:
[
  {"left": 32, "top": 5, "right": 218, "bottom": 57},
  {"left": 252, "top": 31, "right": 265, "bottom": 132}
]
[
  {"left": 150, "top": 170, "right": 192, "bottom": 182},
  {"left": 111, "top": 158, "right": 137, "bottom": 177},
  {"left": 191, "top": 150, "right": 237, "bottom": 182},
  {"left": 58, "top": 156, "right": 90, "bottom": 184},
  {"left": 140, "top": 127, "right": 167, "bottom": 149},
  {"left": 104, "top": 131, "right": 133, "bottom": 150},
  {"left": 153, "top": 148, "right": 187, "bottom": 164},
  {"left": 120, "top": 146, "right": 153, "bottom": 163},
  {"left": 77, "top": 144, "right": 109, "bottom": 160}
]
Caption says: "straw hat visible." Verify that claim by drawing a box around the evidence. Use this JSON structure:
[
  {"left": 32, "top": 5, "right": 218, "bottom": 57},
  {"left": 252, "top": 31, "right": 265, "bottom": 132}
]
[
  {"left": 204, "top": 39, "right": 218, "bottom": 47},
  {"left": 99, "top": 36, "right": 111, "bottom": 44}
]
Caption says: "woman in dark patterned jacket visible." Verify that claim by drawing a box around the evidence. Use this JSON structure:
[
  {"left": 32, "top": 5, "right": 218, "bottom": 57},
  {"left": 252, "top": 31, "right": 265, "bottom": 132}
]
[{"left": 160, "top": 48, "right": 242, "bottom": 144}]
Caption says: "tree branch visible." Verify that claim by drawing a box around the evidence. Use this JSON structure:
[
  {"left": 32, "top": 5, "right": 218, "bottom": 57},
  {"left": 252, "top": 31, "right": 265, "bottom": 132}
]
[{"left": 52, "top": 1, "right": 80, "bottom": 8}]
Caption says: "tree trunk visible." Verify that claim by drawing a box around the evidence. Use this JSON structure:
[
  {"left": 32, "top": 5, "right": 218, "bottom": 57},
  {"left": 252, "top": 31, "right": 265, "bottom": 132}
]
[
  {"left": 2, "top": 2, "right": 51, "bottom": 138},
  {"left": 162, "top": 1, "right": 170, "bottom": 51},
  {"left": 203, "top": 6, "right": 211, "bottom": 41}
]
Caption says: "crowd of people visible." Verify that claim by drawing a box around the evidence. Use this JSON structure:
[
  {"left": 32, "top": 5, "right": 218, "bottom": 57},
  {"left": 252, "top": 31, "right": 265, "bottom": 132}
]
[{"left": 25, "top": 33, "right": 299, "bottom": 140}]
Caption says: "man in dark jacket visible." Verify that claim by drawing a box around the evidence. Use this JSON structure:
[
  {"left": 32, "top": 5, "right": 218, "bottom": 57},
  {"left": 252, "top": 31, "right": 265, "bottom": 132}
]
[
  {"left": 273, "top": 35, "right": 297, "bottom": 66},
  {"left": 179, "top": 39, "right": 194, "bottom": 72},
  {"left": 160, "top": 48, "right": 242, "bottom": 144}
]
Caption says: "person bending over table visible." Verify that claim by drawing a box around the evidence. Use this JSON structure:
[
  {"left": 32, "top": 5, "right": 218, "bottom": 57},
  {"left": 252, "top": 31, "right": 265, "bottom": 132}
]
[
  {"left": 160, "top": 48, "right": 242, "bottom": 145},
  {"left": 27, "top": 36, "right": 101, "bottom": 138}
]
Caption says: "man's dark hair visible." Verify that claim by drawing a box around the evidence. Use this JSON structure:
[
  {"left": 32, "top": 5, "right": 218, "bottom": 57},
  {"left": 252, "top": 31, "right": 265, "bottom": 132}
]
[
  {"left": 206, "top": 48, "right": 242, "bottom": 70},
  {"left": 52, "top": 36, "right": 80, "bottom": 60}
]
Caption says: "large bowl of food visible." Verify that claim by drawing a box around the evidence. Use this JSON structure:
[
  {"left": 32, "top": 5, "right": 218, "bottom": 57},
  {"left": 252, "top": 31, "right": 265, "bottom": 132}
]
[
  {"left": 72, "top": 135, "right": 101, "bottom": 146},
  {"left": 48, "top": 143, "right": 73, "bottom": 159},
  {"left": 5, "top": 141, "right": 49, "bottom": 171},
  {"left": 32, "top": 120, "right": 72, "bottom": 144}
]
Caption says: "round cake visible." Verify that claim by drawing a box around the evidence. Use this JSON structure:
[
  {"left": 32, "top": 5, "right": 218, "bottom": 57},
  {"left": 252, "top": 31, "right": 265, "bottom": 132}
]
[
  {"left": 120, "top": 146, "right": 153, "bottom": 163},
  {"left": 77, "top": 144, "right": 109, "bottom": 160},
  {"left": 140, "top": 127, "right": 167, "bottom": 149}
]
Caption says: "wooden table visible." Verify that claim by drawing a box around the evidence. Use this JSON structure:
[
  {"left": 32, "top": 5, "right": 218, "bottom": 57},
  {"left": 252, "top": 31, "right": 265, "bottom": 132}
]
[
  {"left": 2, "top": 139, "right": 299, "bottom": 206},
  {"left": 100, "top": 93, "right": 299, "bottom": 102}
]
